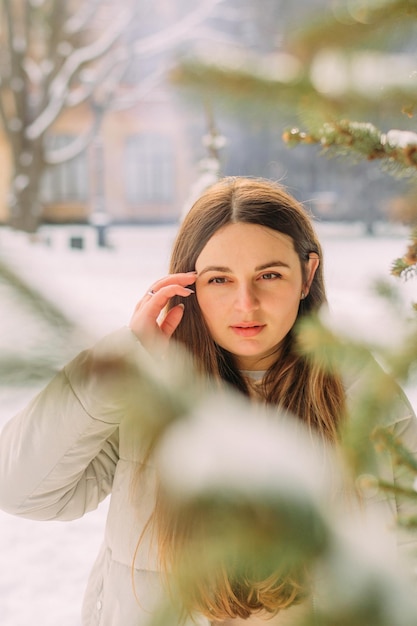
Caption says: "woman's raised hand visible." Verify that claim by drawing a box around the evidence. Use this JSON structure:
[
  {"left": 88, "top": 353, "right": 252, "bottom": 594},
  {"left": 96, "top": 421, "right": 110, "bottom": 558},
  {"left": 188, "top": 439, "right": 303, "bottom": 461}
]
[{"left": 129, "top": 271, "right": 197, "bottom": 355}]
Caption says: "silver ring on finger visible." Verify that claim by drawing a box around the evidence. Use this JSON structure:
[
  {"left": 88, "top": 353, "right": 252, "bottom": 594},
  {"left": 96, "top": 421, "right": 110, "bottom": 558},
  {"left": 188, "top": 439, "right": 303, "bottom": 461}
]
[{"left": 147, "top": 289, "right": 156, "bottom": 296}]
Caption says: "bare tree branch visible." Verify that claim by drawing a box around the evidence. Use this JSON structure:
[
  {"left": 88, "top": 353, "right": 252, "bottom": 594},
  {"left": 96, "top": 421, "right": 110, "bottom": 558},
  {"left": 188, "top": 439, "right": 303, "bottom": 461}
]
[
  {"left": 133, "top": 0, "right": 225, "bottom": 57},
  {"left": 65, "top": 45, "right": 128, "bottom": 108},
  {"left": 44, "top": 116, "right": 102, "bottom": 165},
  {"left": 22, "top": 57, "right": 44, "bottom": 86},
  {"left": 25, "top": 5, "right": 135, "bottom": 140},
  {"left": 111, "top": 64, "right": 168, "bottom": 111},
  {"left": 64, "top": 0, "right": 104, "bottom": 36}
]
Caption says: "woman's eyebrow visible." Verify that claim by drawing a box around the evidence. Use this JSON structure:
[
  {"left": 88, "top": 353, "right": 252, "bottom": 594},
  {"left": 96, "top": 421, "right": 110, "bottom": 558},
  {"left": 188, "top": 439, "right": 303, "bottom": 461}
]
[
  {"left": 198, "top": 265, "right": 230, "bottom": 276},
  {"left": 198, "top": 261, "right": 291, "bottom": 276},
  {"left": 255, "top": 260, "right": 291, "bottom": 271}
]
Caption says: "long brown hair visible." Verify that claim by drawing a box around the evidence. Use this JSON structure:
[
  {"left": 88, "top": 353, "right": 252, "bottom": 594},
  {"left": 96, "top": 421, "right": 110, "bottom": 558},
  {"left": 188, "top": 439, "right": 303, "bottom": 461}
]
[
  {"left": 146, "top": 177, "right": 345, "bottom": 621},
  {"left": 168, "top": 176, "right": 343, "bottom": 440}
]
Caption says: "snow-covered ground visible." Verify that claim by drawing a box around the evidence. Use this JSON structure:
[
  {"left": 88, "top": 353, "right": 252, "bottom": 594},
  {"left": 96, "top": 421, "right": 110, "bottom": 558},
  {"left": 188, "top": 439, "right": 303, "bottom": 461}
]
[{"left": 0, "top": 221, "right": 416, "bottom": 625}]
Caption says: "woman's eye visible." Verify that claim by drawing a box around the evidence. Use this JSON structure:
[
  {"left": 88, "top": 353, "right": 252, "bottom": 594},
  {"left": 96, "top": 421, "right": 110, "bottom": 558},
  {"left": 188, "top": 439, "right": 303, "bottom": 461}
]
[
  {"left": 208, "top": 276, "right": 228, "bottom": 284},
  {"left": 261, "top": 272, "right": 281, "bottom": 280}
]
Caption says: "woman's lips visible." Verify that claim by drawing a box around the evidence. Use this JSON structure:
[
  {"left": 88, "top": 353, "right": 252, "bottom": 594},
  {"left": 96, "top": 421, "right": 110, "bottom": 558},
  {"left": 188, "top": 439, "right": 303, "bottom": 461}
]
[{"left": 231, "top": 324, "right": 265, "bottom": 337}]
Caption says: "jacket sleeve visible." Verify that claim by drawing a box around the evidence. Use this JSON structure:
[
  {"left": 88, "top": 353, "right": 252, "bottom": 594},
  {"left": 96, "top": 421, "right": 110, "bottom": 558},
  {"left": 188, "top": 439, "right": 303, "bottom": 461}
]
[{"left": 0, "top": 327, "right": 149, "bottom": 522}]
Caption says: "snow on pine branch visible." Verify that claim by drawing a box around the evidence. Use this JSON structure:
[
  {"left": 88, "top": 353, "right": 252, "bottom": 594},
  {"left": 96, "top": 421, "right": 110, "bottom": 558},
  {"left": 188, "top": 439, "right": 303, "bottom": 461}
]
[
  {"left": 283, "top": 121, "right": 417, "bottom": 172},
  {"left": 385, "top": 130, "right": 417, "bottom": 149},
  {"left": 156, "top": 390, "right": 336, "bottom": 500}
]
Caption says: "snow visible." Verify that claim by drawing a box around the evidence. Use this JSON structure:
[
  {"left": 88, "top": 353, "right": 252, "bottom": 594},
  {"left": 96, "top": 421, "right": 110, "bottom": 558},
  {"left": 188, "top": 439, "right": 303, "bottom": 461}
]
[
  {"left": 157, "top": 391, "right": 336, "bottom": 500},
  {"left": 386, "top": 129, "right": 417, "bottom": 148},
  {"left": 0, "top": 220, "right": 416, "bottom": 625}
]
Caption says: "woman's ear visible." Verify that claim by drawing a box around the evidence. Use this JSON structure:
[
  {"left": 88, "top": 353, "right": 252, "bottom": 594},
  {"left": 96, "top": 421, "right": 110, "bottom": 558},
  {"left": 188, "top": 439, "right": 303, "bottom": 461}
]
[{"left": 303, "top": 253, "right": 320, "bottom": 297}]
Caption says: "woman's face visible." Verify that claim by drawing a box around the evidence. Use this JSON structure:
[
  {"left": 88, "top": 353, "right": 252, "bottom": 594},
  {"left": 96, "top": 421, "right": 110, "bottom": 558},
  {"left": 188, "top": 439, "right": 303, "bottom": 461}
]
[{"left": 195, "top": 222, "right": 317, "bottom": 371}]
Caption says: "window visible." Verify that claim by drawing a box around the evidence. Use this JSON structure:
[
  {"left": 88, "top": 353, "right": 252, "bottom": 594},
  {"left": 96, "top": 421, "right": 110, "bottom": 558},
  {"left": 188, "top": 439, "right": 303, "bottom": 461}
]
[
  {"left": 125, "top": 133, "right": 174, "bottom": 204},
  {"left": 41, "top": 134, "right": 89, "bottom": 203}
]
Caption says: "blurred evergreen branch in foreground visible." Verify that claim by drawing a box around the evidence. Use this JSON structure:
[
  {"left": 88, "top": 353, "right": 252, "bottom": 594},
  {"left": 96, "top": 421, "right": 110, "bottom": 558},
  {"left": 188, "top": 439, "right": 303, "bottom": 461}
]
[
  {"left": 73, "top": 272, "right": 417, "bottom": 625},
  {"left": 108, "top": 322, "right": 417, "bottom": 626},
  {"left": 0, "top": 260, "right": 83, "bottom": 385}
]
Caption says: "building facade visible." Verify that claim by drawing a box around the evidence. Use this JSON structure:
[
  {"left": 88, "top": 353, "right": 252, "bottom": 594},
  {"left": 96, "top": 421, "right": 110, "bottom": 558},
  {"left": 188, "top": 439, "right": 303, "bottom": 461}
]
[{"left": 36, "top": 92, "right": 194, "bottom": 225}]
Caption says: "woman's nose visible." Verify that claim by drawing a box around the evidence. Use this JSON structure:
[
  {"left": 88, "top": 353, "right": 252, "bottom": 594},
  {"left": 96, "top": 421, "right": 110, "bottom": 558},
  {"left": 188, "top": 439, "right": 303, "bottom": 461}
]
[{"left": 234, "top": 284, "right": 259, "bottom": 311}]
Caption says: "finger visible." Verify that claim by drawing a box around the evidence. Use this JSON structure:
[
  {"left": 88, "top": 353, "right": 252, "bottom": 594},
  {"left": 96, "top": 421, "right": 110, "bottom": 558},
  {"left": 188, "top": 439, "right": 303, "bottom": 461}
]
[
  {"left": 145, "top": 284, "right": 194, "bottom": 313},
  {"left": 159, "top": 304, "right": 185, "bottom": 339},
  {"left": 149, "top": 271, "right": 197, "bottom": 294},
  {"left": 133, "top": 282, "right": 193, "bottom": 316},
  {"left": 130, "top": 284, "right": 193, "bottom": 341}
]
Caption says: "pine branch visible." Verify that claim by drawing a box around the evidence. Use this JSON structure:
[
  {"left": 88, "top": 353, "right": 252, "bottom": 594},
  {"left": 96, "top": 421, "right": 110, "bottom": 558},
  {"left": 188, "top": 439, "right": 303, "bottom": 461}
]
[
  {"left": 172, "top": 54, "right": 417, "bottom": 121},
  {"left": 290, "top": 0, "right": 417, "bottom": 60},
  {"left": 391, "top": 258, "right": 417, "bottom": 279},
  {"left": 372, "top": 427, "right": 417, "bottom": 474},
  {"left": 283, "top": 120, "right": 417, "bottom": 174},
  {"left": 170, "top": 56, "right": 313, "bottom": 115},
  {"left": 397, "top": 514, "right": 417, "bottom": 529},
  {"left": 376, "top": 479, "right": 417, "bottom": 500},
  {"left": 0, "top": 259, "right": 76, "bottom": 334},
  {"left": 391, "top": 227, "right": 417, "bottom": 280}
]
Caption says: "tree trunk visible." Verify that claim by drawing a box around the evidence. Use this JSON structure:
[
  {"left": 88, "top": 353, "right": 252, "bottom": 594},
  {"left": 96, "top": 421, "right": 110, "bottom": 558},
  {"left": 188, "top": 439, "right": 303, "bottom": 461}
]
[{"left": 8, "top": 142, "right": 45, "bottom": 234}]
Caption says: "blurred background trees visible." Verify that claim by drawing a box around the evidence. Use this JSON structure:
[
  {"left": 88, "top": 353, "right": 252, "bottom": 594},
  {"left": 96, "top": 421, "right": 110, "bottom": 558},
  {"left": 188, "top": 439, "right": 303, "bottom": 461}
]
[
  {"left": 0, "top": 0, "right": 226, "bottom": 233},
  {"left": 2, "top": 0, "right": 417, "bottom": 237},
  {"left": 1, "top": 0, "right": 137, "bottom": 232}
]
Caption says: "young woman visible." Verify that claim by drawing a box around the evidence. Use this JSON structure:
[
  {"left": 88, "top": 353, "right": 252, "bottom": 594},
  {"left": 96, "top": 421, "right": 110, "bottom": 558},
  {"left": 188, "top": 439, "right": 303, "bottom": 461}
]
[{"left": 0, "top": 177, "right": 416, "bottom": 626}]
